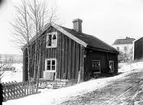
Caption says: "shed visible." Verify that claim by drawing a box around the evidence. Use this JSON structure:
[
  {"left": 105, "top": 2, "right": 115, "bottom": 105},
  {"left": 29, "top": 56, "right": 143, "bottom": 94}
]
[{"left": 134, "top": 37, "right": 143, "bottom": 60}]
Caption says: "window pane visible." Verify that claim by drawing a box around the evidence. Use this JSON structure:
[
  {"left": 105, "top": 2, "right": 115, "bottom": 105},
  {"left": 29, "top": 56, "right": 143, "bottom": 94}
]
[
  {"left": 92, "top": 61, "right": 100, "bottom": 69},
  {"left": 52, "top": 66, "right": 55, "bottom": 70},
  {"left": 52, "top": 60, "right": 55, "bottom": 65},
  {"left": 47, "top": 60, "right": 51, "bottom": 66},
  {"left": 53, "top": 34, "right": 56, "bottom": 40},
  {"left": 48, "top": 35, "right": 52, "bottom": 46},
  {"left": 92, "top": 60, "right": 100, "bottom": 72},
  {"left": 47, "top": 66, "right": 50, "bottom": 70}
]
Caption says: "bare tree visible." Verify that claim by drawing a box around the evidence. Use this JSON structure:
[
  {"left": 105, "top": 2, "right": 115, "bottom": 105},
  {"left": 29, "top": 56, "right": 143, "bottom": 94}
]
[{"left": 11, "top": 0, "right": 58, "bottom": 90}]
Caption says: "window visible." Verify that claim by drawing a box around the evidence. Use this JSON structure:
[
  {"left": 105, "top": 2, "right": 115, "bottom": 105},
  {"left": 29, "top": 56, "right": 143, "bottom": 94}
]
[
  {"left": 124, "top": 46, "right": 127, "bottom": 51},
  {"left": 92, "top": 60, "right": 101, "bottom": 73},
  {"left": 117, "top": 47, "right": 119, "bottom": 51},
  {"left": 45, "top": 59, "right": 56, "bottom": 71},
  {"left": 46, "top": 32, "right": 57, "bottom": 48},
  {"left": 109, "top": 60, "right": 114, "bottom": 72}
]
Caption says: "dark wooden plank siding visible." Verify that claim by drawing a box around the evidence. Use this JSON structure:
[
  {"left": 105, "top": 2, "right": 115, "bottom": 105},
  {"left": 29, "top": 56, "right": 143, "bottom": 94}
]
[
  {"left": 56, "top": 30, "right": 83, "bottom": 80},
  {"left": 23, "top": 26, "right": 84, "bottom": 81},
  {"left": 40, "top": 29, "right": 83, "bottom": 80},
  {"left": 80, "top": 45, "right": 84, "bottom": 81},
  {"left": 64, "top": 36, "right": 68, "bottom": 79},
  {"left": 57, "top": 31, "right": 61, "bottom": 79},
  {"left": 75, "top": 44, "right": 80, "bottom": 79},
  {"left": 68, "top": 38, "right": 72, "bottom": 79},
  {"left": 134, "top": 37, "right": 143, "bottom": 60},
  {"left": 59, "top": 32, "right": 62, "bottom": 79},
  {"left": 61, "top": 33, "right": 65, "bottom": 79},
  {"left": 84, "top": 49, "right": 118, "bottom": 80},
  {"left": 23, "top": 48, "right": 28, "bottom": 81}
]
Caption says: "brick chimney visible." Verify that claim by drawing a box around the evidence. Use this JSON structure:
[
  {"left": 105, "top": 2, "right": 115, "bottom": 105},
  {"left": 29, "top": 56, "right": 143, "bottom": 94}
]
[{"left": 72, "top": 18, "right": 83, "bottom": 33}]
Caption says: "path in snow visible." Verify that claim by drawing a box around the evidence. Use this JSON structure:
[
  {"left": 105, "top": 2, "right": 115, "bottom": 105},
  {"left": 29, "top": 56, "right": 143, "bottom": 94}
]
[{"left": 60, "top": 69, "right": 143, "bottom": 105}]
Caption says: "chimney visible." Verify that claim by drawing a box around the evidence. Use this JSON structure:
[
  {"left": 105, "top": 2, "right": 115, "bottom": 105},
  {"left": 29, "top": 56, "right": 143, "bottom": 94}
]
[{"left": 72, "top": 18, "right": 83, "bottom": 33}]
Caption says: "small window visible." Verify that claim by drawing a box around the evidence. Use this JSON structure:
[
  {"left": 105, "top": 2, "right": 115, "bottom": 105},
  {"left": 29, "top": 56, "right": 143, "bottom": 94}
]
[
  {"left": 124, "top": 46, "right": 127, "bottom": 51},
  {"left": 45, "top": 59, "right": 56, "bottom": 71},
  {"left": 109, "top": 60, "right": 114, "bottom": 72},
  {"left": 48, "top": 35, "right": 52, "bottom": 46},
  {"left": 117, "top": 47, "right": 119, "bottom": 51},
  {"left": 92, "top": 60, "right": 101, "bottom": 73},
  {"left": 46, "top": 32, "right": 57, "bottom": 48}
]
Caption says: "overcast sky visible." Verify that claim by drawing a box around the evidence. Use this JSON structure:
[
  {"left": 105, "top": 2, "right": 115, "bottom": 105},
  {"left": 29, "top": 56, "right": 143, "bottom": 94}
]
[{"left": 0, "top": 0, "right": 143, "bottom": 54}]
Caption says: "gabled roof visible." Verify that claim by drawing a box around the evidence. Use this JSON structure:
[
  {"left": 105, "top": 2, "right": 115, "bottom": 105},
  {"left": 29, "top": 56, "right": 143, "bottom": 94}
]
[
  {"left": 60, "top": 26, "right": 118, "bottom": 53},
  {"left": 23, "top": 23, "right": 118, "bottom": 54},
  {"left": 113, "top": 37, "right": 135, "bottom": 45},
  {"left": 134, "top": 37, "right": 143, "bottom": 43}
]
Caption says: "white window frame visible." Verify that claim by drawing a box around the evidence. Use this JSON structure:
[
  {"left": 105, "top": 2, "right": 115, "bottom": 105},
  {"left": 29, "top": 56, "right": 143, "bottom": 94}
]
[
  {"left": 45, "top": 58, "right": 57, "bottom": 72},
  {"left": 92, "top": 60, "right": 101, "bottom": 73},
  {"left": 109, "top": 60, "right": 114, "bottom": 73},
  {"left": 46, "top": 32, "right": 57, "bottom": 48}
]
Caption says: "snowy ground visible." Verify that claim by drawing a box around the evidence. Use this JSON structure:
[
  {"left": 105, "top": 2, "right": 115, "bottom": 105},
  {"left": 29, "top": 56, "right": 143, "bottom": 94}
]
[
  {"left": 1, "top": 63, "right": 22, "bottom": 82},
  {"left": 118, "top": 61, "right": 143, "bottom": 73},
  {"left": 2, "top": 61, "right": 143, "bottom": 105}
]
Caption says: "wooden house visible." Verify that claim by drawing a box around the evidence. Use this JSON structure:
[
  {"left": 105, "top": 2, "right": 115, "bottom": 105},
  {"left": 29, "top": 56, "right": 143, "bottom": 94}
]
[
  {"left": 22, "top": 19, "right": 119, "bottom": 81},
  {"left": 134, "top": 37, "right": 143, "bottom": 60}
]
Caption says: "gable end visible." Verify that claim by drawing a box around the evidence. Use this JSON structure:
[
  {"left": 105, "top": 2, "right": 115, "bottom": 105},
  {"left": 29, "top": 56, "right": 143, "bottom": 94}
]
[{"left": 52, "top": 23, "right": 87, "bottom": 47}]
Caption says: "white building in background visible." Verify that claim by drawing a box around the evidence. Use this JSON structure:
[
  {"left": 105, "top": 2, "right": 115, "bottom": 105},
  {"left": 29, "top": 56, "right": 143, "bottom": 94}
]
[{"left": 112, "top": 37, "right": 135, "bottom": 61}]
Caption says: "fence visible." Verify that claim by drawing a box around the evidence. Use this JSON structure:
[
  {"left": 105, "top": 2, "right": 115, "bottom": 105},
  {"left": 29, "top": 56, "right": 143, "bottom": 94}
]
[
  {"left": 2, "top": 80, "right": 68, "bottom": 102},
  {"left": 2, "top": 81, "right": 38, "bottom": 102}
]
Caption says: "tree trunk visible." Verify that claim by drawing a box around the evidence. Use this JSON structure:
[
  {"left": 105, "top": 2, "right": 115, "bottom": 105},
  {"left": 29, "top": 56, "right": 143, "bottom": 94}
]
[
  {"left": 27, "top": 45, "right": 31, "bottom": 82},
  {"left": 33, "top": 42, "right": 37, "bottom": 81},
  {"left": 36, "top": 39, "right": 42, "bottom": 92}
]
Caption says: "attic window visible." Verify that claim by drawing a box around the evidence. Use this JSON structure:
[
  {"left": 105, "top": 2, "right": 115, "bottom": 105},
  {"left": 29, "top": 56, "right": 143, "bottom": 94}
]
[
  {"left": 53, "top": 34, "right": 56, "bottom": 40},
  {"left": 46, "top": 32, "right": 57, "bottom": 48}
]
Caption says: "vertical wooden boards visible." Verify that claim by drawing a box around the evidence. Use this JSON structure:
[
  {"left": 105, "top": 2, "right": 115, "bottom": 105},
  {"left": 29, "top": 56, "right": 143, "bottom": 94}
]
[
  {"left": 59, "top": 32, "right": 62, "bottom": 79},
  {"left": 24, "top": 48, "right": 28, "bottom": 81},
  {"left": 26, "top": 27, "right": 84, "bottom": 80},
  {"left": 75, "top": 44, "right": 79, "bottom": 79},
  {"left": 82, "top": 47, "right": 85, "bottom": 81},
  {"left": 134, "top": 37, "right": 143, "bottom": 60},
  {"left": 106, "top": 53, "right": 109, "bottom": 73},
  {"left": 71, "top": 41, "right": 75, "bottom": 79},
  {"left": 66, "top": 38, "right": 69, "bottom": 79},
  {"left": 73, "top": 42, "right": 77, "bottom": 79},
  {"left": 68, "top": 39, "right": 72, "bottom": 80},
  {"left": 57, "top": 31, "right": 60, "bottom": 79},
  {"left": 80, "top": 45, "right": 84, "bottom": 81},
  {"left": 83, "top": 49, "right": 87, "bottom": 80},
  {"left": 61, "top": 34, "right": 65, "bottom": 79},
  {"left": 60, "top": 33, "right": 63, "bottom": 79},
  {"left": 42, "top": 36, "right": 46, "bottom": 77},
  {"left": 64, "top": 36, "right": 68, "bottom": 79}
]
